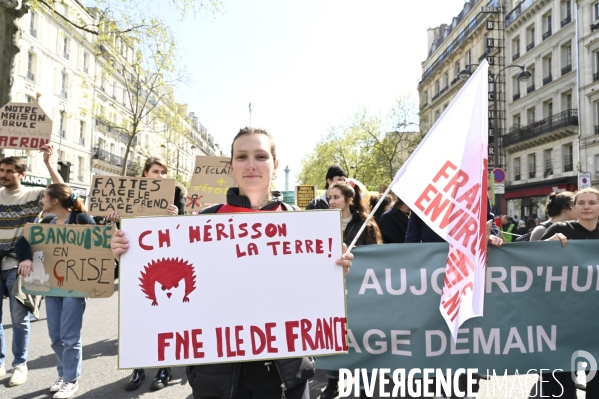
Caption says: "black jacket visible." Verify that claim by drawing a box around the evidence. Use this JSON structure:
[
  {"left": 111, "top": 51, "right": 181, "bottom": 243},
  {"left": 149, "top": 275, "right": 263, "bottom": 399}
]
[
  {"left": 344, "top": 211, "right": 378, "bottom": 246},
  {"left": 186, "top": 188, "right": 314, "bottom": 398},
  {"left": 174, "top": 182, "right": 187, "bottom": 215},
  {"left": 305, "top": 194, "right": 329, "bottom": 210},
  {"left": 378, "top": 208, "right": 409, "bottom": 244}
]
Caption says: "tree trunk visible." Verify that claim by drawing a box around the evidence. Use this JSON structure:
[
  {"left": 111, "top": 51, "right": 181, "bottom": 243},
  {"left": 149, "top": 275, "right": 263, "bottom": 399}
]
[{"left": 0, "top": 3, "right": 28, "bottom": 107}]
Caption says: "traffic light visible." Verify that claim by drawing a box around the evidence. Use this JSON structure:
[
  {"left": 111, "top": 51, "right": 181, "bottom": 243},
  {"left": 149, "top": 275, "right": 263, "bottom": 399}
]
[{"left": 57, "top": 161, "right": 72, "bottom": 183}]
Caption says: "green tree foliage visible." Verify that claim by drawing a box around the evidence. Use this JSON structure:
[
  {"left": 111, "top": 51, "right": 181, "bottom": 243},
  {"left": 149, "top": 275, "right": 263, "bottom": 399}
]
[{"left": 298, "top": 93, "right": 423, "bottom": 191}]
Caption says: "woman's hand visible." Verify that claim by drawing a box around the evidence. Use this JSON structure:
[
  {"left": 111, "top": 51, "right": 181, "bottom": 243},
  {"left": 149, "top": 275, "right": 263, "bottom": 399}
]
[
  {"left": 18, "top": 260, "right": 33, "bottom": 277},
  {"left": 166, "top": 205, "right": 179, "bottom": 216},
  {"left": 111, "top": 230, "right": 129, "bottom": 260},
  {"left": 336, "top": 243, "right": 354, "bottom": 274},
  {"left": 488, "top": 235, "right": 503, "bottom": 247},
  {"left": 546, "top": 233, "right": 568, "bottom": 247},
  {"left": 39, "top": 144, "right": 54, "bottom": 164},
  {"left": 107, "top": 211, "right": 121, "bottom": 224}
]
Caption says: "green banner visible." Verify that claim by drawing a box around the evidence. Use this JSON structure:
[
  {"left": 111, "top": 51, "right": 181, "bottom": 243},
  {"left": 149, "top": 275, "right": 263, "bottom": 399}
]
[{"left": 318, "top": 241, "right": 599, "bottom": 374}]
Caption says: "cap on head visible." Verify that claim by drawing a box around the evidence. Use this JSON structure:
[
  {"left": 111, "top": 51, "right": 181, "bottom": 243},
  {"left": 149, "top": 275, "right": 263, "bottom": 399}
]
[{"left": 325, "top": 165, "right": 347, "bottom": 189}]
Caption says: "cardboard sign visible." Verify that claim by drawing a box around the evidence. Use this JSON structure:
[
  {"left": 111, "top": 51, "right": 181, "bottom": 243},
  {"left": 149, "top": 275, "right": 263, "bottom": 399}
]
[
  {"left": 21, "top": 224, "right": 115, "bottom": 298},
  {"left": 89, "top": 176, "right": 176, "bottom": 216},
  {"left": 0, "top": 102, "right": 52, "bottom": 149},
  {"left": 118, "top": 210, "right": 346, "bottom": 368},
  {"left": 186, "top": 156, "right": 236, "bottom": 210},
  {"left": 296, "top": 185, "right": 317, "bottom": 209}
]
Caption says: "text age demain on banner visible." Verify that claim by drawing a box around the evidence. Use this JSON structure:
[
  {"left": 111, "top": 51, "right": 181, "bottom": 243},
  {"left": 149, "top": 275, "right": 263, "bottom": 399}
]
[
  {"left": 118, "top": 210, "right": 347, "bottom": 368},
  {"left": 390, "top": 61, "right": 489, "bottom": 338}
]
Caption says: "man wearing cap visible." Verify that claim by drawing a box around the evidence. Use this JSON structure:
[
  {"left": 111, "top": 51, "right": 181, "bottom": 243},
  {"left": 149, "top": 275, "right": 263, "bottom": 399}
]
[
  {"left": 0, "top": 145, "right": 63, "bottom": 387},
  {"left": 306, "top": 165, "right": 347, "bottom": 210}
]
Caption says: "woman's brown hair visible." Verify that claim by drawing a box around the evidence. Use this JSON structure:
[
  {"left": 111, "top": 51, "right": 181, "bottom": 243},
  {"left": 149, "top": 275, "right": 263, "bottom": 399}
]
[
  {"left": 230, "top": 127, "right": 277, "bottom": 163},
  {"left": 142, "top": 156, "right": 169, "bottom": 177},
  {"left": 328, "top": 182, "right": 382, "bottom": 244},
  {"left": 45, "top": 183, "right": 87, "bottom": 213}
]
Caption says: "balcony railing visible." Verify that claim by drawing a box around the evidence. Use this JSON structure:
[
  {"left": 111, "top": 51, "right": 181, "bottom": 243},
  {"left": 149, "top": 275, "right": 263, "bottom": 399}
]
[
  {"left": 59, "top": 130, "right": 66, "bottom": 138},
  {"left": 542, "top": 29, "right": 552, "bottom": 41},
  {"left": 451, "top": 76, "right": 460, "bottom": 86},
  {"left": 431, "top": 93, "right": 440, "bottom": 102},
  {"left": 514, "top": 166, "right": 521, "bottom": 181},
  {"left": 543, "top": 75, "right": 553, "bottom": 85},
  {"left": 26, "top": 71, "right": 35, "bottom": 81},
  {"left": 526, "top": 41, "right": 535, "bottom": 51},
  {"left": 528, "top": 164, "right": 536, "bottom": 178},
  {"left": 77, "top": 174, "right": 84, "bottom": 182},
  {"left": 503, "top": 109, "right": 579, "bottom": 147},
  {"left": 527, "top": 83, "right": 535, "bottom": 93},
  {"left": 60, "top": 90, "right": 68, "bottom": 99},
  {"left": 595, "top": 125, "right": 599, "bottom": 134},
  {"left": 512, "top": 52, "right": 520, "bottom": 61},
  {"left": 78, "top": 137, "right": 85, "bottom": 145},
  {"left": 561, "top": 64, "right": 572, "bottom": 76},
  {"left": 93, "top": 147, "right": 141, "bottom": 175},
  {"left": 563, "top": 154, "right": 573, "bottom": 172},
  {"left": 29, "top": 28, "right": 36, "bottom": 37},
  {"left": 83, "top": 66, "right": 88, "bottom": 74},
  {"left": 63, "top": 52, "right": 69, "bottom": 60},
  {"left": 561, "top": 14, "right": 571, "bottom": 27},
  {"left": 594, "top": 72, "right": 599, "bottom": 82},
  {"left": 439, "top": 85, "right": 449, "bottom": 95},
  {"left": 513, "top": 93, "right": 521, "bottom": 101},
  {"left": 506, "top": 0, "right": 536, "bottom": 27}
]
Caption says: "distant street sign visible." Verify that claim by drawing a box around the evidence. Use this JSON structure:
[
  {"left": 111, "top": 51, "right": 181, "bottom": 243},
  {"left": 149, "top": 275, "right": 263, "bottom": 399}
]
[
  {"left": 579, "top": 172, "right": 592, "bottom": 189},
  {"left": 493, "top": 168, "right": 506, "bottom": 183}
]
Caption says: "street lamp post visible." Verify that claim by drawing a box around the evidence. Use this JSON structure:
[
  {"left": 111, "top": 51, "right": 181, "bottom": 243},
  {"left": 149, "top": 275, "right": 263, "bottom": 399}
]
[{"left": 459, "top": 63, "right": 531, "bottom": 215}]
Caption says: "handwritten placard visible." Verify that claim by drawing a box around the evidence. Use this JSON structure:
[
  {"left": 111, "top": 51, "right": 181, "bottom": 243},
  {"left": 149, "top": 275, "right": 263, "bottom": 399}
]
[
  {"left": 89, "top": 176, "right": 176, "bottom": 216},
  {"left": 21, "top": 224, "right": 115, "bottom": 298},
  {"left": 0, "top": 102, "right": 52, "bottom": 149},
  {"left": 118, "top": 210, "right": 346, "bottom": 368},
  {"left": 186, "top": 156, "right": 236, "bottom": 210},
  {"left": 296, "top": 185, "right": 317, "bottom": 209}
]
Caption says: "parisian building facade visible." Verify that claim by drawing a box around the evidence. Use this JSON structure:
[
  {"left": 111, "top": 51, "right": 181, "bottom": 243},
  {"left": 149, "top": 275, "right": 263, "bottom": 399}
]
[
  {"left": 0, "top": 0, "right": 224, "bottom": 202},
  {"left": 418, "top": 0, "right": 599, "bottom": 219}
]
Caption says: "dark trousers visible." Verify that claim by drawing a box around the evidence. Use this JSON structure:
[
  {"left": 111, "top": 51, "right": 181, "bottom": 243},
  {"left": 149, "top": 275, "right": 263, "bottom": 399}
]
[
  {"left": 193, "top": 362, "right": 309, "bottom": 399},
  {"left": 529, "top": 371, "right": 599, "bottom": 399}
]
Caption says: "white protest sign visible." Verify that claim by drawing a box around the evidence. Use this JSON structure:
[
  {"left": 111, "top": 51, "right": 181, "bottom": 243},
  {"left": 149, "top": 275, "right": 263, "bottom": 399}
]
[{"left": 118, "top": 210, "right": 346, "bottom": 368}]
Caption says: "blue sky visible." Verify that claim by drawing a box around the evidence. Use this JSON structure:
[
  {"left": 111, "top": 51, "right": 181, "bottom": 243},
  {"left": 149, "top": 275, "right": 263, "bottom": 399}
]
[{"left": 164, "top": 0, "right": 468, "bottom": 190}]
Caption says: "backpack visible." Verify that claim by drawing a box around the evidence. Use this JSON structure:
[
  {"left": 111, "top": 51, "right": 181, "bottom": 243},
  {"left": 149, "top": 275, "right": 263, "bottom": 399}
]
[{"left": 514, "top": 220, "right": 553, "bottom": 242}]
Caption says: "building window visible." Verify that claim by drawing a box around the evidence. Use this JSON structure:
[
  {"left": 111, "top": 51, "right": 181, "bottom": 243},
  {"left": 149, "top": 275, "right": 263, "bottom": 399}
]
[
  {"left": 26, "top": 52, "right": 35, "bottom": 82},
  {"left": 512, "top": 37, "right": 520, "bottom": 60},
  {"left": 443, "top": 72, "right": 449, "bottom": 88},
  {"left": 26, "top": 95, "right": 35, "bottom": 103},
  {"left": 563, "top": 143, "right": 573, "bottom": 172},
  {"left": 514, "top": 157, "right": 521, "bottom": 180},
  {"left": 528, "top": 153, "right": 536, "bottom": 178},
  {"left": 78, "top": 156, "right": 84, "bottom": 181},
  {"left": 561, "top": 0, "right": 571, "bottom": 22},
  {"left": 527, "top": 107, "right": 536, "bottom": 124},
  {"left": 512, "top": 75, "right": 521, "bottom": 101},
  {"left": 79, "top": 121, "right": 85, "bottom": 145},
  {"left": 60, "top": 72, "right": 68, "bottom": 99},
  {"left": 595, "top": 154, "right": 599, "bottom": 176},
  {"left": 526, "top": 25, "right": 535, "bottom": 50},
  {"left": 543, "top": 55, "right": 553, "bottom": 85},
  {"left": 62, "top": 37, "right": 69, "bottom": 60},
  {"left": 435, "top": 80, "right": 440, "bottom": 95},
  {"left": 59, "top": 111, "right": 66, "bottom": 138},
  {"left": 423, "top": 91, "right": 429, "bottom": 106},
  {"left": 594, "top": 2, "right": 599, "bottom": 20},
  {"left": 29, "top": 11, "right": 36, "bottom": 37},
  {"left": 562, "top": 92, "right": 572, "bottom": 111},
  {"left": 454, "top": 61, "right": 460, "bottom": 79},
  {"left": 512, "top": 114, "right": 521, "bottom": 130},
  {"left": 466, "top": 50, "right": 472, "bottom": 67},
  {"left": 561, "top": 44, "right": 572, "bottom": 75},
  {"left": 83, "top": 53, "right": 88, "bottom": 74},
  {"left": 544, "top": 100, "right": 553, "bottom": 118},
  {"left": 543, "top": 12, "right": 552, "bottom": 39},
  {"left": 100, "top": 75, "right": 106, "bottom": 91},
  {"left": 544, "top": 149, "right": 553, "bottom": 176}
]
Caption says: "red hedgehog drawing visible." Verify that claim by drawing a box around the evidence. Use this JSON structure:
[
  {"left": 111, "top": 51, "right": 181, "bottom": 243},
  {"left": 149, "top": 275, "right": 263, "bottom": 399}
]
[{"left": 138, "top": 258, "right": 197, "bottom": 306}]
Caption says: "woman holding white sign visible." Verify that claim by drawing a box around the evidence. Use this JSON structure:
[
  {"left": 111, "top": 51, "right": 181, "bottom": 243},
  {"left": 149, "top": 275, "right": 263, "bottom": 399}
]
[
  {"left": 15, "top": 183, "right": 95, "bottom": 399},
  {"left": 111, "top": 127, "right": 353, "bottom": 399},
  {"left": 107, "top": 155, "right": 185, "bottom": 392},
  {"left": 535, "top": 187, "right": 599, "bottom": 399}
]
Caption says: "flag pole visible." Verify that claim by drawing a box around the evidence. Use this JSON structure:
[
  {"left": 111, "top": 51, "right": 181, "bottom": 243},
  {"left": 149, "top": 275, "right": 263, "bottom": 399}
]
[{"left": 343, "top": 183, "right": 395, "bottom": 256}]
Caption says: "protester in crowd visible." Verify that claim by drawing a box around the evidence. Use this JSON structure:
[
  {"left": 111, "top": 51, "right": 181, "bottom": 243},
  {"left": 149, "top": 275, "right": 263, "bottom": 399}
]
[
  {"left": 111, "top": 127, "right": 354, "bottom": 399},
  {"left": 306, "top": 165, "right": 347, "bottom": 210},
  {"left": 0, "top": 146, "right": 63, "bottom": 387},
  {"left": 107, "top": 156, "right": 184, "bottom": 392},
  {"left": 368, "top": 194, "right": 392, "bottom": 226},
  {"left": 515, "top": 220, "right": 527, "bottom": 236},
  {"left": 531, "top": 187, "right": 599, "bottom": 399},
  {"left": 500, "top": 215, "right": 516, "bottom": 242},
  {"left": 529, "top": 192, "right": 576, "bottom": 242},
  {"left": 320, "top": 181, "right": 381, "bottom": 399},
  {"left": 15, "top": 184, "right": 95, "bottom": 398},
  {"left": 378, "top": 197, "right": 411, "bottom": 244}
]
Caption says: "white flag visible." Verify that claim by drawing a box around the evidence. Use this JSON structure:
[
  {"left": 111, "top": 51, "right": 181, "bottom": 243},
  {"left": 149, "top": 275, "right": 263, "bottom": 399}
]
[{"left": 391, "top": 61, "right": 489, "bottom": 339}]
